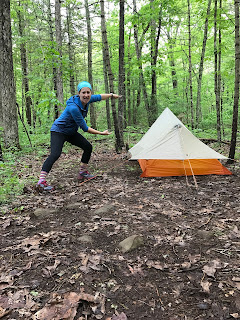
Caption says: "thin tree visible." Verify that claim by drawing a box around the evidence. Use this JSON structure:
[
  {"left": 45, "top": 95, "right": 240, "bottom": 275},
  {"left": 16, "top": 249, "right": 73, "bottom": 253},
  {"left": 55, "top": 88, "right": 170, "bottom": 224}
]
[
  {"left": 47, "top": 0, "right": 58, "bottom": 119},
  {"left": 195, "top": 0, "right": 212, "bottom": 127},
  {"left": 0, "top": 141, "right": 3, "bottom": 161},
  {"left": 17, "top": 1, "right": 33, "bottom": 127},
  {"left": 167, "top": 29, "right": 178, "bottom": 94},
  {"left": 187, "top": 0, "right": 194, "bottom": 129},
  {"left": 0, "top": 0, "right": 20, "bottom": 149},
  {"left": 150, "top": 0, "right": 162, "bottom": 113},
  {"left": 84, "top": 0, "right": 96, "bottom": 129},
  {"left": 100, "top": 0, "right": 122, "bottom": 151},
  {"left": 66, "top": 4, "right": 75, "bottom": 96},
  {"left": 0, "top": 33, "right": 2, "bottom": 129},
  {"left": 0, "top": 85, "right": 3, "bottom": 160},
  {"left": 55, "top": 0, "right": 64, "bottom": 117},
  {"left": 228, "top": 0, "right": 240, "bottom": 161},
  {"left": 102, "top": 43, "right": 111, "bottom": 130},
  {"left": 218, "top": 0, "right": 223, "bottom": 135},
  {"left": 214, "top": 0, "right": 221, "bottom": 141},
  {"left": 0, "top": 84, "right": 3, "bottom": 161},
  {"left": 132, "top": 0, "right": 152, "bottom": 125},
  {"left": 126, "top": 31, "right": 132, "bottom": 126},
  {"left": 118, "top": 0, "right": 125, "bottom": 145}
]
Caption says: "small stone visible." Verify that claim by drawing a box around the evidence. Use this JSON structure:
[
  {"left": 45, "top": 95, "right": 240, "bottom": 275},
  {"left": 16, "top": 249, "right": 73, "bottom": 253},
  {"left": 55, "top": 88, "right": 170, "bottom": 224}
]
[
  {"left": 66, "top": 202, "right": 82, "bottom": 209},
  {"left": 78, "top": 235, "right": 93, "bottom": 243},
  {"left": 94, "top": 204, "right": 115, "bottom": 215},
  {"left": 30, "top": 208, "right": 56, "bottom": 219},
  {"left": 119, "top": 235, "right": 144, "bottom": 253},
  {"left": 196, "top": 230, "right": 214, "bottom": 240}
]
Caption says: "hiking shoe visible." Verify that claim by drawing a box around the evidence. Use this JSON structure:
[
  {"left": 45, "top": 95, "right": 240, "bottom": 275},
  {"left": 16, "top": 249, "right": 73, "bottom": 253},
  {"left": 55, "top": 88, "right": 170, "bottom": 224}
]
[
  {"left": 36, "top": 180, "right": 54, "bottom": 191},
  {"left": 78, "top": 170, "right": 95, "bottom": 181}
]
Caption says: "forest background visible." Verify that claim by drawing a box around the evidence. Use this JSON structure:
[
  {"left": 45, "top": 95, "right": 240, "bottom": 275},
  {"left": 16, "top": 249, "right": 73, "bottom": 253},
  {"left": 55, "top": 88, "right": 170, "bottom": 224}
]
[{"left": 0, "top": 0, "right": 239, "bottom": 205}]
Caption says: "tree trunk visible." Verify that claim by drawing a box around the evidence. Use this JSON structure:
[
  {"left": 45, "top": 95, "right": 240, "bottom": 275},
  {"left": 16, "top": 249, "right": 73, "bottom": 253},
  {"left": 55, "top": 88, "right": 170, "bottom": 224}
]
[
  {"left": 134, "top": 87, "right": 141, "bottom": 125},
  {"left": 0, "top": 61, "right": 2, "bottom": 127},
  {"left": 187, "top": 0, "right": 194, "bottom": 129},
  {"left": 84, "top": 0, "right": 96, "bottom": 129},
  {"left": 150, "top": 1, "right": 162, "bottom": 115},
  {"left": 66, "top": 4, "right": 75, "bottom": 96},
  {"left": 132, "top": 0, "right": 153, "bottom": 126},
  {"left": 118, "top": 0, "right": 125, "bottom": 145},
  {"left": 127, "top": 32, "right": 132, "bottom": 126},
  {"left": 0, "top": 0, "right": 20, "bottom": 149},
  {"left": 214, "top": 0, "right": 221, "bottom": 141},
  {"left": 195, "top": 0, "right": 212, "bottom": 127},
  {"left": 228, "top": 0, "right": 240, "bottom": 161},
  {"left": 55, "top": 0, "right": 64, "bottom": 116},
  {"left": 132, "top": 88, "right": 138, "bottom": 125},
  {"left": 218, "top": 0, "right": 222, "bottom": 136},
  {"left": 47, "top": 0, "right": 58, "bottom": 119},
  {"left": 0, "top": 89, "right": 3, "bottom": 160},
  {"left": 167, "top": 28, "right": 178, "bottom": 94},
  {"left": 102, "top": 45, "right": 111, "bottom": 130},
  {"left": 0, "top": 141, "right": 3, "bottom": 161},
  {"left": 100, "top": 0, "right": 122, "bottom": 151},
  {"left": 17, "top": 1, "right": 32, "bottom": 127}
]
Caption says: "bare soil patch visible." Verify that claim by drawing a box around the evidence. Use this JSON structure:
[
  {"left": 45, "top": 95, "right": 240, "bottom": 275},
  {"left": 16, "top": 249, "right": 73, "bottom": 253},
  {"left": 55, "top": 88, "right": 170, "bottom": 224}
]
[{"left": 0, "top": 146, "right": 240, "bottom": 320}]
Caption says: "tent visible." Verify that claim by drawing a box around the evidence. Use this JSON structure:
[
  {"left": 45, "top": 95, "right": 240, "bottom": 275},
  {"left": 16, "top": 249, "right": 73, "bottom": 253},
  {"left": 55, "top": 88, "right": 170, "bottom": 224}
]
[{"left": 129, "top": 108, "right": 232, "bottom": 177}]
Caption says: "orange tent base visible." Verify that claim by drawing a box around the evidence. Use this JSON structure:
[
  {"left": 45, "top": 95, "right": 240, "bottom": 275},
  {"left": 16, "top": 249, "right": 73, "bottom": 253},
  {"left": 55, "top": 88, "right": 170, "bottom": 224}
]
[{"left": 138, "top": 159, "right": 232, "bottom": 177}]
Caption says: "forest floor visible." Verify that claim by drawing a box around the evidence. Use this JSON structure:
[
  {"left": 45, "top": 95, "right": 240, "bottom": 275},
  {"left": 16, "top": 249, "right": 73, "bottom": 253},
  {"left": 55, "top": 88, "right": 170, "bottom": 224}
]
[{"left": 1, "top": 141, "right": 240, "bottom": 320}]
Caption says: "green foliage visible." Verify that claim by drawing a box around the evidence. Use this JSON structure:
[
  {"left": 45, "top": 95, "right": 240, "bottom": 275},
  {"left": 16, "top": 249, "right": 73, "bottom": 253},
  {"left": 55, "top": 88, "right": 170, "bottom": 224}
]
[{"left": 0, "top": 156, "right": 24, "bottom": 205}]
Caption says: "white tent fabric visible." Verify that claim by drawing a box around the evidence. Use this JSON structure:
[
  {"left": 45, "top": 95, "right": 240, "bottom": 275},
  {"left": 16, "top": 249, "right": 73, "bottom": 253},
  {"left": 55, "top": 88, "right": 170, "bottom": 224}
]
[{"left": 129, "top": 107, "right": 227, "bottom": 160}]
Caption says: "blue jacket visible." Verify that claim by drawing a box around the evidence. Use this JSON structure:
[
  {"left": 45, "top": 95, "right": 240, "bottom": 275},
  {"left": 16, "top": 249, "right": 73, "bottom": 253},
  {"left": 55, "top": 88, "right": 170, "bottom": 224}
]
[{"left": 51, "top": 94, "right": 101, "bottom": 135}]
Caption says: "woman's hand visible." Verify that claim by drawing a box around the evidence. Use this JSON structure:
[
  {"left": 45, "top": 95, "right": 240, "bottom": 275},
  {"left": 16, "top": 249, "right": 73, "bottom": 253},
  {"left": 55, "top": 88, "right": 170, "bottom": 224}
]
[
  {"left": 102, "top": 130, "right": 111, "bottom": 135},
  {"left": 100, "top": 93, "right": 122, "bottom": 100},
  {"left": 111, "top": 93, "right": 122, "bottom": 99}
]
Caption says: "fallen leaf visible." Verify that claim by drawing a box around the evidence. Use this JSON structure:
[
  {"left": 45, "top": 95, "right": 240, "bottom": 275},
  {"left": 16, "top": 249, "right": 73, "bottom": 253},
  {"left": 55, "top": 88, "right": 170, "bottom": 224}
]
[
  {"left": 202, "top": 259, "right": 222, "bottom": 277},
  {"left": 0, "top": 274, "right": 14, "bottom": 290},
  {"left": 229, "top": 226, "right": 240, "bottom": 239},
  {"left": 146, "top": 260, "right": 165, "bottom": 270},
  {"left": 112, "top": 312, "right": 128, "bottom": 320},
  {"left": 33, "top": 291, "right": 104, "bottom": 320},
  {"left": 232, "top": 277, "right": 240, "bottom": 282},
  {"left": 33, "top": 292, "right": 83, "bottom": 320},
  {"left": 127, "top": 264, "right": 144, "bottom": 276},
  {"left": 0, "top": 289, "right": 35, "bottom": 310},
  {"left": 201, "top": 280, "right": 212, "bottom": 293},
  {"left": 189, "top": 254, "right": 201, "bottom": 264},
  {"left": 181, "top": 261, "right": 191, "bottom": 269},
  {"left": 172, "top": 283, "right": 184, "bottom": 298},
  {"left": 2, "top": 219, "right": 11, "bottom": 229},
  {"left": 0, "top": 307, "right": 11, "bottom": 317},
  {"left": 46, "top": 259, "right": 61, "bottom": 272}
]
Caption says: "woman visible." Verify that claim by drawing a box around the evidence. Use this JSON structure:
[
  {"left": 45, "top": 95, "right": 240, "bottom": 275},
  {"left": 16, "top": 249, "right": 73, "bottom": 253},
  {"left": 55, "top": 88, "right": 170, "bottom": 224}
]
[{"left": 37, "top": 81, "right": 121, "bottom": 191}]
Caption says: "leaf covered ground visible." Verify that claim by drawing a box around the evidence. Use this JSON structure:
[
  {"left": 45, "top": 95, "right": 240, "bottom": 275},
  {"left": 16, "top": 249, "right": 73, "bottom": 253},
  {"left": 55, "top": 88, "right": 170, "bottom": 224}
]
[{"left": 1, "top": 143, "right": 240, "bottom": 320}]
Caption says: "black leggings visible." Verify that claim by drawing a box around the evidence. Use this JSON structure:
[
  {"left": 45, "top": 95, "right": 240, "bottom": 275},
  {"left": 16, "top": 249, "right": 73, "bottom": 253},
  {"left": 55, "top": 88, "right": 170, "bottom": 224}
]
[{"left": 42, "top": 131, "right": 92, "bottom": 173}]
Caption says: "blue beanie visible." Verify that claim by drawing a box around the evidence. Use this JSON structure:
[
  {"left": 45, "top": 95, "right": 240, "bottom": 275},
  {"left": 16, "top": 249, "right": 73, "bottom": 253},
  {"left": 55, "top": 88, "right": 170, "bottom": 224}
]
[{"left": 77, "top": 81, "right": 92, "bottom": 92}]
